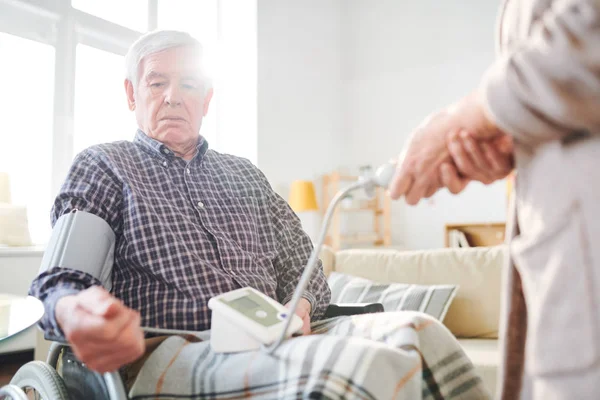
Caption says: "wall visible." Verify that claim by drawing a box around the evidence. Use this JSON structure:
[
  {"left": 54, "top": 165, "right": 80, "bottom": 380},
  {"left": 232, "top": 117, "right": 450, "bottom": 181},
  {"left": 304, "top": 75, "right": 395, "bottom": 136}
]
[
  {"left": 342, "top": 0, "right": 507, "bottom": 249},
  {"left": 256, "top": 0, "right": 344, "bottom": 198}
]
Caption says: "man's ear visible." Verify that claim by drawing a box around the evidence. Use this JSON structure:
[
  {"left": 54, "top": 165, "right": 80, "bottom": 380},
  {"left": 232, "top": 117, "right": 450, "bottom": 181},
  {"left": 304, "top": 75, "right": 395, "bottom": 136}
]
[
  {"left": 124, "top": 79, "right": 135, "bottom": 111},
  {"left": 203, "top": 88, "right": 214, "bottom": 116}
]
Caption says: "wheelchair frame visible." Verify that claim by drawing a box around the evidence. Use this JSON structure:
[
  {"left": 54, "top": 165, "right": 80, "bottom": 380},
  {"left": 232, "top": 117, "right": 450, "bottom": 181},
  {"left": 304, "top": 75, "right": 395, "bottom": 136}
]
[{"left": 0, "top": 342, "right": 127, "bottom": 400}]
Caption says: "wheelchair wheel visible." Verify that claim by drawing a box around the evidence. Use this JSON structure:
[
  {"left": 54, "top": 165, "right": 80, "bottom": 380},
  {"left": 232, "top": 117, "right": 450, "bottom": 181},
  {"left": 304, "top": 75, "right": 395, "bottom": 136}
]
[
  {"left": 0, "top": 384, "right": 28, "bottom": 400},
  {"left": 9, "top": 361, "right": 70, "bottom": 400}
]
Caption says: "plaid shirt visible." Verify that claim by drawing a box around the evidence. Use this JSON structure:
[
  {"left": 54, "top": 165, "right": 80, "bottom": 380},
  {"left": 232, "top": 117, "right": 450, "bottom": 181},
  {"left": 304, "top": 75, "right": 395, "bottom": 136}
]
[{"left": 30, "top": 130, "right": 331, "bottom": 339}]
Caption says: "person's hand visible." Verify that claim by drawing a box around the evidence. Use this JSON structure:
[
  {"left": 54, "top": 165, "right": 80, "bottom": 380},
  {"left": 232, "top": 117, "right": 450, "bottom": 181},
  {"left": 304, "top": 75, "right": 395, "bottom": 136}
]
[
  {"left": 389, "top": 90, "right": 508, "bottom": 203},
  {"left": 55, "top": 286, "right": 145, "bottom": 373},
  {"left": 285, "top": 298, "right": 311, "bottom": 335},
  {"left": 388, "top": 110, "right": 456, "bottom": 205},
  {"left": 441, "top": 130, "right": 515, "bottom": 194}
]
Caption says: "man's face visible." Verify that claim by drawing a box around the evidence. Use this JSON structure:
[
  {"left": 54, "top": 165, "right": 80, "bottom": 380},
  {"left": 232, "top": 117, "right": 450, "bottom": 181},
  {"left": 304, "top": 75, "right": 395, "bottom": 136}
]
[{"left": 125, "top": 46, "right": 212, "bottom": 149}]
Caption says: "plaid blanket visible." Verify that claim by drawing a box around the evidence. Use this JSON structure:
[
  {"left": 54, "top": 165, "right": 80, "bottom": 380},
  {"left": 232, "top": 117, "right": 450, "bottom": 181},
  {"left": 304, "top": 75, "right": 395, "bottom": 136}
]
[{"left": 129, "top": 311, "right": 490, "bottom": 399}]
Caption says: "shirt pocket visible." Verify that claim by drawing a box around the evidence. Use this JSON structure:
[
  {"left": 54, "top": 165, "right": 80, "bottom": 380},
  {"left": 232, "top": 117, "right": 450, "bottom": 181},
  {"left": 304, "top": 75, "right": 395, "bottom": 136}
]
[{"left": 511, "top": 201, "right": 599, "bottom": 376}]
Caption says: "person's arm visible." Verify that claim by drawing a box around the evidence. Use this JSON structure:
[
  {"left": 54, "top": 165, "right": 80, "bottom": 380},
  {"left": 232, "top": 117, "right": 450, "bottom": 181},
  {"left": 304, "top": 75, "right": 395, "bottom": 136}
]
[
  {"left": 481, "top": 0, "right": 600, "bottom": 148},
  {"left": 251, "top": 168, "right": 331, "bottom": 321},
  {"left": 271, "top": 193, "right": 331, "bottom": 320},
  {"left": 29, "top": 149, "right": 123, "bottom": 341}
]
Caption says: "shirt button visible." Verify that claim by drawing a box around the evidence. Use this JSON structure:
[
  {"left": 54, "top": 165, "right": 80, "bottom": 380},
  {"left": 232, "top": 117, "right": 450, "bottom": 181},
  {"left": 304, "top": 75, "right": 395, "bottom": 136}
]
[
  {"left": 186, "top": 169, "right": 191, "bottom": 174},
  {"left": 163, "top": 148, "right": 170, "bottom": 154},
  {"left": 162, "top": 161, "right": 167, "bottom": 167},
  {"left": 197, "top": 201, "right": 204, "bottom": 209}
]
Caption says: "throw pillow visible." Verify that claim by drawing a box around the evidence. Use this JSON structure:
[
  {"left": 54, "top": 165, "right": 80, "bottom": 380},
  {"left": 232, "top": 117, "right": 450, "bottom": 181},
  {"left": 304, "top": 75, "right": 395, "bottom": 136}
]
[{"left": 327, "top": 271, "right": 458, "bottom": 321}]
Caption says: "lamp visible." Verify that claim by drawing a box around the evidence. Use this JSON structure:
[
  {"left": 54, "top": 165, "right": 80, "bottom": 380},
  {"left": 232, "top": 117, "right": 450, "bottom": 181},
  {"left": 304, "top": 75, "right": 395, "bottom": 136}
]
[
  {"left": 288, "top": 180, "right": 319, "bottom": 243},
  {"left": 288, "top": 180, "right": 318, "bottom": 212}
]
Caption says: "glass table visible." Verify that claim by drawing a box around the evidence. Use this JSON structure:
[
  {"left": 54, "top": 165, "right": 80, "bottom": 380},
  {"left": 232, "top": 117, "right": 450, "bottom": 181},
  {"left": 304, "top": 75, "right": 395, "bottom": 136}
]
[{"left": 0, "top": 294, "right": 44, "bottom": 343}]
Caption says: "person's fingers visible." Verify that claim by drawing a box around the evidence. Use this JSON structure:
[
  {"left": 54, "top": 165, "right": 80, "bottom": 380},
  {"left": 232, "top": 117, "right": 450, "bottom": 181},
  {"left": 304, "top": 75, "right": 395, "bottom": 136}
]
[
  {"left": 388, "top": 166, "right": 414, "bottom": 200},
  {"left": 423, "top": 183, "right": 439, "bottom": 199},
  {"left": 440, "top": 163, "right": 470, "bottom": 194},
  {"left": 481, "top": 141, "right": 513, "bottom": 177},
  {"left": 492, "top": 134, "right": 514, "bottom": 155},
  {"left": 460, "top": 131, "right": 491, "bottom": 172},
  {"left": 75, "top": 304, "right": 137, "bottom": 343},
  {"left": 72, "top": 312, "right": 145, "bottom": 371},
  {"left": 76, "top": 286, "right": 122, "bottom": 318},
  {"left": 405, "top": 174, "right": 431, "bottom": 205},
  {"left": 450, "top": 134, "right": 496, "bottom": 184},
  {"left": 448, "top": 134, "right": 476, "bottom": 178},
  {"left": 81, "top": 322, "right": 145, "bottom": 372}
]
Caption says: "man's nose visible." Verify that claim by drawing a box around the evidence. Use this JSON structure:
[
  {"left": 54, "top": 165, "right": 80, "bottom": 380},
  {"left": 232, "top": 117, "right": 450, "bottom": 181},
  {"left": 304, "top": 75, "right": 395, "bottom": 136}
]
[{"left": 164, "top": 83, "right": 182, "bottom": 106}]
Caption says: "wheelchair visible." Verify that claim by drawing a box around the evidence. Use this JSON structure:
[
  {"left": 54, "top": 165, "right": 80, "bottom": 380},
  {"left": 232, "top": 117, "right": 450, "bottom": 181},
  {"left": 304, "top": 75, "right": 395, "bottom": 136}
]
[
  {"left": 0, "top": 303, "right": 383, "bottom": 400},
  {"left": 0, "top": 341, "right": 128, "bottom": 400}
]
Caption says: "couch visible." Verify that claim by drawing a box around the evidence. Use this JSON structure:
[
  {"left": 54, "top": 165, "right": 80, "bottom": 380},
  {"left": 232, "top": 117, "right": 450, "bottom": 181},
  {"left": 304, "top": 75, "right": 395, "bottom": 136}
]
[
  {"left": 319, "top": 244, "right": 506, "bottom": 395},
  {"left": 33, "top": 245, "right": 506, "bottom": 393}
]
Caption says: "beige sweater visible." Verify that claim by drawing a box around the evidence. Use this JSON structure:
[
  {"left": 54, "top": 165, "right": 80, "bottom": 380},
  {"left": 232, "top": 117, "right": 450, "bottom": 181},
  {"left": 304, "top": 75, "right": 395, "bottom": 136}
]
[{"left": 480, "top": 0, "right": 600, "bottom": 398}]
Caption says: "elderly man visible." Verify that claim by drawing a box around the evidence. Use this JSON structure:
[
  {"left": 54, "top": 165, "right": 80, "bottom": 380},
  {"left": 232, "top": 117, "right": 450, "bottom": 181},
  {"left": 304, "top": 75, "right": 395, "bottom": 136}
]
[
  {"left": 29, "top": 30, "right": 487, "bottom": 399},
  {"left": 389, "top": 0, "right": 600, "bottom": 399},
  {"left": 31, "top": 28, "right": 326, "bottom": 368}
]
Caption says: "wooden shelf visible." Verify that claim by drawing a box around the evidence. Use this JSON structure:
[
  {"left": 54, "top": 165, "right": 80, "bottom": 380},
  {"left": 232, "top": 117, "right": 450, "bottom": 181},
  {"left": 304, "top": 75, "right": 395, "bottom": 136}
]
[
  {"left": 322, "top": 171, "right": 392, "bottom": 251},
  {"left": 340, "top": 207, "right": 384, "bottom": 214},
  {"left": 444, "top": 222, "right": 506, "bottom": 247}
]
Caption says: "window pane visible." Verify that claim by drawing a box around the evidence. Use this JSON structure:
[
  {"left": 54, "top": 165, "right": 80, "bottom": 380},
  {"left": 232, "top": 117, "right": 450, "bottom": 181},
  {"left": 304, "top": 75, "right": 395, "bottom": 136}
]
[
  {"left": 158, "top": 0, "right": 218, "bottom": 147},
  {"left": 72, "top": 0, "right": 148, "bottom": 32},
  {"left": 73, "top": 44, "right": 137, "bottom": 156},
  {"left": 0, "top": 33, "right": 55, "bottom": 244}
]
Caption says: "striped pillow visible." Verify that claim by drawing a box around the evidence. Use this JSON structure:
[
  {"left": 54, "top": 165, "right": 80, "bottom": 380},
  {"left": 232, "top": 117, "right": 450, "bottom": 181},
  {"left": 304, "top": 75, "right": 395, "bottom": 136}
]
[{"left": 327, "top": 272, "right": 458, "bottom": 321}]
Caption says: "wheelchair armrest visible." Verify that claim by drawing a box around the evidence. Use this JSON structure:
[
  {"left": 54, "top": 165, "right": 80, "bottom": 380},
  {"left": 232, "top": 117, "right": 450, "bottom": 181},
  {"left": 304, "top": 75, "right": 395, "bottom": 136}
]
[{"left": 324, "top": 303, "right": 384, "bottom": 318}]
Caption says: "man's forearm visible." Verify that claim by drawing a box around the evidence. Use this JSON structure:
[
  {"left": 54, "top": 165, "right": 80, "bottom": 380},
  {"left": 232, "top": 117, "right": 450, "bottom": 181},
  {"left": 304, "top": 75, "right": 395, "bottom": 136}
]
[
  {"left": 481, "top": 0, "right": 600, "bottom": 148},
  {"left": 29, "top": 267, "right": 99, "bottom": 340}
]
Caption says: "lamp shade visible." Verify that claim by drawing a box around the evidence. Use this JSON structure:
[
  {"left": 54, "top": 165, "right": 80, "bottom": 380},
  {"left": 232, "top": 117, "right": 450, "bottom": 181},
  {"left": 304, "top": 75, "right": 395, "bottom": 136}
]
[
  {"left": 0, "top": 172, "right": 10, "bottom": 204},
  {"left": 288, "top": 180, "right": 318, "bottom": 212}
]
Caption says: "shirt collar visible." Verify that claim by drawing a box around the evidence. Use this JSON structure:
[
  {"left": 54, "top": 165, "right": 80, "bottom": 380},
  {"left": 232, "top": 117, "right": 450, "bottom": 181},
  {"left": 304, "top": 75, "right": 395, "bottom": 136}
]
[{"left": 133, "top": 129, "right": 209, "bottom": 162}]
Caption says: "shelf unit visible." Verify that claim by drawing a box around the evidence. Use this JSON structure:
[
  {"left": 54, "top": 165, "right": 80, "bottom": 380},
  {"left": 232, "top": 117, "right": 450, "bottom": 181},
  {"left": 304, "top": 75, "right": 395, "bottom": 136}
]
[
  {"left": 321, "top": 172, "right": 391, "bottom": 251},
  {"left": 444, "top": 222, "right": 506, "bottom": 247}
]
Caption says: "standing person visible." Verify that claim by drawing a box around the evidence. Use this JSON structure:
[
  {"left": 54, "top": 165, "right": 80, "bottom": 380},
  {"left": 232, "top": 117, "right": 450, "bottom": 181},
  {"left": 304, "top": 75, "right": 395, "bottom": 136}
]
[{"left": 389, "top": 0, "right": 600, "bottom": 398}]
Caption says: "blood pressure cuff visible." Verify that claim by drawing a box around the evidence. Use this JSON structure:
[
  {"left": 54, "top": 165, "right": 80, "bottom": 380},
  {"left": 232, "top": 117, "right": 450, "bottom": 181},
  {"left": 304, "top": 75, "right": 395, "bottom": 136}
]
[{"left": 39, "top": 210, "right": 115, "bottom": 291}]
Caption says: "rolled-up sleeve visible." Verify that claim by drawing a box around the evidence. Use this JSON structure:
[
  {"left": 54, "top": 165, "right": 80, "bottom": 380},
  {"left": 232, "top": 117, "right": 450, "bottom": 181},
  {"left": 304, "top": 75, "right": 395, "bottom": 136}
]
[
  {"left": 481, "top": 0, "right": 600, "bottom": 148},
  {"left": 29, "top": 149, "right": 122, "bottom": 340}
]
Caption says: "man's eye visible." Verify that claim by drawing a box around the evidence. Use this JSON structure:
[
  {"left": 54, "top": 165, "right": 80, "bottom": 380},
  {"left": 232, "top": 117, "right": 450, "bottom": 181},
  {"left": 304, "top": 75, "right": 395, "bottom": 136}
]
[
  {"left": 182, "top": 83, "right": 198, "bottom": 90},
  {"left": 150, "top": 82, "right": 165, "bottom": 88}
]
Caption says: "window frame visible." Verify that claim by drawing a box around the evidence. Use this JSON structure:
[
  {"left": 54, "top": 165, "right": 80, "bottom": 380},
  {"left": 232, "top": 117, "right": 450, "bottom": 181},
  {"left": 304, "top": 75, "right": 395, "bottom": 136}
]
[
  {"left": 0, "top": 0, "right": 256, "bottom": 245},
  {"left": 0, "top": 0, "right": 149, "bottom": 198}
]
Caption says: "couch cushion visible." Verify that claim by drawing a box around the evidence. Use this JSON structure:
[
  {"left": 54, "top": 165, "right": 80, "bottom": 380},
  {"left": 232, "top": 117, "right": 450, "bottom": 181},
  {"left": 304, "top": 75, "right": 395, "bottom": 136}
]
[
  {"left": 328, "top": 271, "right": 458, "bottom": 321},
  {"left": 333, "top": 246, "right": 506, "bottom": 338},
  {"left": 458, "top": 339, "right": 499, "bottom": 396}
]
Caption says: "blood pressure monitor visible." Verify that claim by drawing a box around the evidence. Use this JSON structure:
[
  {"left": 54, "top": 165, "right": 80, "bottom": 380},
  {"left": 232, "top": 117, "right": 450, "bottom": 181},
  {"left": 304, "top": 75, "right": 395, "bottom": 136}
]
[{"left": 207, "top": 287, "right": 303, "bottom": 353}]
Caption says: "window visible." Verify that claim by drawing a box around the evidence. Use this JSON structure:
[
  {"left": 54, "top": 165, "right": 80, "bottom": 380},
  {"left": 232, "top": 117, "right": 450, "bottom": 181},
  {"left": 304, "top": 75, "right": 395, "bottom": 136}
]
[
  {"left": 0, "top": 0, "right": 257, "bottom": 246},
  {"left": 74, "top": 45, "right": 137, "bottom": 155},
  {"left": 0, "top": 32, "right": 55, "bottom": 244},
  {"left": 72, "top": 0, "right": 149, "bottom": 32},
  {"left": 157, "top": 0, "right": 219, "bottom": 148}
]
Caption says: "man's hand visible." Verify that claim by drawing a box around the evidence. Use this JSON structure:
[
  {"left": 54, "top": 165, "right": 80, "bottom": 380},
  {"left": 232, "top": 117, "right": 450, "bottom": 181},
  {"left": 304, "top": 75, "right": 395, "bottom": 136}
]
[
  {"left": 55, "top": 286, "right": 145, "bottom": 373},
  {"left": 285, "top": 298, "right": 311, "bottom": 335},
  {"left": 442, "top": 130, "right": 514, "bottom": 194},
  {"left": 389, "top": 90, "right": 511, "bottom": 203}
]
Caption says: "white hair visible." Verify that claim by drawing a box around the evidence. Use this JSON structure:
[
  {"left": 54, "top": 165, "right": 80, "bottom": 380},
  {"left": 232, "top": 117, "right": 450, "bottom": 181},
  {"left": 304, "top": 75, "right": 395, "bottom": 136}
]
[{"left": 124, "top": 30, "right": 212, "bottom": 91}]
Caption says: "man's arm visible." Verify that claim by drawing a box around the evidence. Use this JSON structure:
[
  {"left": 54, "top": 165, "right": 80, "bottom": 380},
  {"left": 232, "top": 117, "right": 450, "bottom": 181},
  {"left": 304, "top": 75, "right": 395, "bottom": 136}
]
[
  {"left": 29, "top": 149, "right": 123, "bottom": 340},
  {"left": 252, "top": 169, "right": 331, "bottom": 320},
  {"left": 482, "top": 0, "right": 600, "bottom": 148}
]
